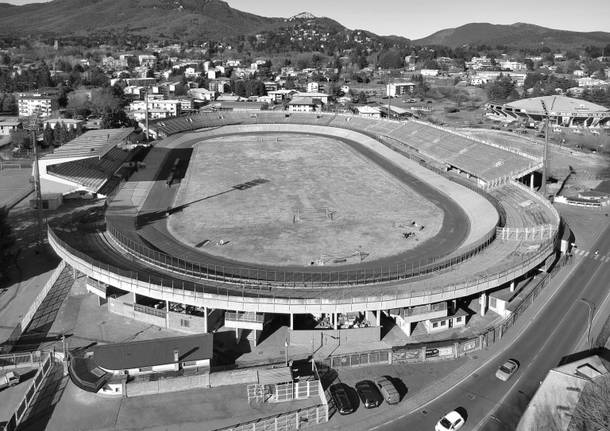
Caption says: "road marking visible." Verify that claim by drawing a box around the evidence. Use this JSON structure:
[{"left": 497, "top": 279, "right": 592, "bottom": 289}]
[
  {"left": 400, "top": 257, "right": 582, "bottom": 419},
  {"left": 471, "top": 256, "right": 609, "bottom": 431}
]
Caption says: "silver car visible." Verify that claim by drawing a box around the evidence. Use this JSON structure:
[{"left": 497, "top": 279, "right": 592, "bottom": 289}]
[{"left": 496, "top": 359, "right": 519, "bottom": 381}]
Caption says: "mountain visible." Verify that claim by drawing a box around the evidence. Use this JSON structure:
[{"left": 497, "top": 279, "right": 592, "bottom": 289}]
[
  {"left": 414, "top": 23, "right": 610, "bottom": 48},
  {"left": 287, "top": 12, "right": 316, "bottom": 21},
  {"left": 0, "top": 0, "right": 285, "bottom": 40}
]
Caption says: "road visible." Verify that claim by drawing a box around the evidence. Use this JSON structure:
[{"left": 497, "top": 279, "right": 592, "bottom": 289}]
[{"left": 376, "top": 222, "right": 610, "bottom": 431}]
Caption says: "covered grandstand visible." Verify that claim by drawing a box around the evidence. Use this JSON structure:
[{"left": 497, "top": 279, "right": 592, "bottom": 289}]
[
  {"left": 38, "top": 128, "right": 136, "bottom": 197},
  {"left": 486, "top": 95, "right": 610, "bottom": 128}
]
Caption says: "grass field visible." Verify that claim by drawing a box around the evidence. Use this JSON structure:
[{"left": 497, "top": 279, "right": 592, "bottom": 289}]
[{"left": 168, "top": 133, "right": 444, "bottom": 266}]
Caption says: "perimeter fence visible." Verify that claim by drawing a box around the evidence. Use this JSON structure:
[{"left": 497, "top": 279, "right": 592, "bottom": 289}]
[
  {"left": 48, "top": 227, "right": 557, "bottom": 310},
  {"left": 105, "top": 219, "right": 498, "bottom": 287},
  {"left": 319, "top": 252, "right": 568, "bottom": 369}
]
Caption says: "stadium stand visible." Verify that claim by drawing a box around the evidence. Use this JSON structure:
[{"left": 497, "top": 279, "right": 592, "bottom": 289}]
[
  {"left": 39, "top": 129, "right": 135, "bottom": 197},
  {"left": 149, "top": 112, "right": 541, "bottom": 188}
]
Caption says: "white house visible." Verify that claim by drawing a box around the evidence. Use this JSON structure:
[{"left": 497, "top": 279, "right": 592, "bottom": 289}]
[{"left": 355, "top": 105, "right": 381, "bottom": 119}]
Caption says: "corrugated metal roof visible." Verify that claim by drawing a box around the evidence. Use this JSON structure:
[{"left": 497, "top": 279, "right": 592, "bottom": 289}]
[{"left": 41, "top": 128, "right": 134, "bottom": 161}]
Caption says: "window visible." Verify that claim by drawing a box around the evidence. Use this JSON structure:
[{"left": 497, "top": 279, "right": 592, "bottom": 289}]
[
  {"left": 489, "top": 297, "right": 497, "bottom": 308},
  {"left": 456, "top": 316, "right": 462, "bottom": 323},
  {"left": 432, "top": 322, "right": 438, "bottom": 328},
  {"left": 440, "top": 320, "right": 446, "bottom": 326},
  {"left": 180, "top": 319, "right": 190, "bottom": 328}
]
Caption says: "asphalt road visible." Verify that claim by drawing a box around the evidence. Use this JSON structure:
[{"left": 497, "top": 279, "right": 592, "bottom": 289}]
[{"left": 375, "top": 222, "right": 610, "bottom": 431}]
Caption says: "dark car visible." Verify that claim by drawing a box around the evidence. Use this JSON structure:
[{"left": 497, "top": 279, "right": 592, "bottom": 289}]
[
  {"left": 376, "top": 377, "right": 400, "bottom": 404},
  {"left": 329, "top": 383, "right": 354, "bottom": 415},
  {"left": 355, "top": 380, "right": 383, "bottom": 409}
]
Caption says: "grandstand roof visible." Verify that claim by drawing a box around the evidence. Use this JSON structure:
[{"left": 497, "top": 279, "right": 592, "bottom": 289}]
[
  {"left": 41, "top": 128, "right": 134, "bottom": 161},
  {"left": 503, "top": 96, "right": 609, "bottom": 115}
]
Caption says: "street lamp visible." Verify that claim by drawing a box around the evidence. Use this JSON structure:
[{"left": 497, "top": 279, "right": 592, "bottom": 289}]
[{"left": 579, "top": 298, "right": 595, "bottom": 349}]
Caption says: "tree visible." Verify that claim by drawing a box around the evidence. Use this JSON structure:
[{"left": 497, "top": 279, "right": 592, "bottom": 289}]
[
  {"left": 486, "top": 75, "right": 519, "bottom": 102},
  {"left": 10, "top": 129, "right": 30, "bottom": 149},
  {"left": 0, "top": 207, "right": 15, "bottom": 283},
  {"left": 2, "top": 94, "right": 17, "bottom": 115},
  {"left": 379, "top": 50, "right": 403, "bottom": 69},
  {"left": 357, "top": 91, "right": 367, "bottom": 104},
  {"left": 57, "top": 123, "right": 68, "bottom": 146},
  {"left": 43, "top": 122, "right": 54, "bottom": 147}
]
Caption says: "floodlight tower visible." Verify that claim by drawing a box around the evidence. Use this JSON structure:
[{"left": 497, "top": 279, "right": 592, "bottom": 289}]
[
  {"left": 25, "top": 111, "right": 45, "bottom": 248},
  {"left": 539, "top": 100, "right": 550, "bottom": 199}
]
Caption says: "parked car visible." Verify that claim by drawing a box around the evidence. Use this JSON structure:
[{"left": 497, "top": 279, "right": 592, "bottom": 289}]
[
  {"left": 435, "top": 410, "right": 465, "bottom": 431},
  {"left": 355, "top": 380, "right": 383, "bottom": 409},
  {"left": 496, "top": 359, "right": 519, "bottom": 381},
  {"left": 0, "top": 371, "right": 20, "bottom": 391},
  {"left": 376, "top": 377, "right": 400, "bottom": 404},
  {"left": 329, "top": 383, "right": 354, "bottom": 415}
]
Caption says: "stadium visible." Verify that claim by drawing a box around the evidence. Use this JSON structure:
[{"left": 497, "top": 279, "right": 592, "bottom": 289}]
[
  {"left": 486, "top": 95, "right": 610, "bottom": 128},
  {"left": 46, "top": 111, "right": 561, "bottom": 349}
]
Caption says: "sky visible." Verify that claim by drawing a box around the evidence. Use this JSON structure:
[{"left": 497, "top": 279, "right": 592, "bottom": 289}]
[{"left": 6, "top": 0, "right": 610, "bottom": 40}]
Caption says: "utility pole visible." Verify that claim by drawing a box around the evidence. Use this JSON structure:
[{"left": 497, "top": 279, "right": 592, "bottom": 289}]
[
  {"left": 25, "top": 111, "right": 45, "bottom": 248},
  {"left": 144, "top": 88, "right": 150, "bottom": 142},
  {"left": 386, "top": 71, "right": 392, "bottom": 120},
  {"left": 539, "top": 99, "right": 551, "bottom": 199}
]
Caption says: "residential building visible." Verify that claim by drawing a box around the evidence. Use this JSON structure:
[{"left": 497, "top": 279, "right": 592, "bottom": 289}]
[
  {"left": 288, "top": 96, "right": 320, "bottom": 112},
  {"left": 188, "top": 88, "right": 216, "bottom": 102},
  {"left": 129, "top": 98, "right": 181, "bottom": 121},
  {"left": 138, "top": 54, "right": 157, "bottom": 68},
  {"left": 420, "top": 69, "right": 440, "bottom": 77},
  {"left": 386, "top": 82, "right": 416, "bottom": 98},
  {"left": 355, "top": 105, "right": 381, "bottom": 119},
  {"left": 17, "top": 92, "right": 59, "bottom": 118},
  {"left": 293, "top": 91, "right": 329, "bottom": 104},
  {"left": 264, "top": 81, "right": 279, "bottom": 92},
  {"left": 0, "top": 117, "right": 21, "bottom": 135},
  {"left": 267, "top": 89, "right": 297, "bottom": 103},
  {"left": 577, "top": 77, "right": 608, "bottom": 88},
  {"left": 307, "top": 82, "right": 320, "bottom": 93},
  {"left": 499, "top": 61, "right": 527, "bottom": 71}
]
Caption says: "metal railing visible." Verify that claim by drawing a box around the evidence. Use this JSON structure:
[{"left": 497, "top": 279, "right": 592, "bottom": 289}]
[
  {"left": 1, "top": 352, "right": 57, "bottom": 431},
  {"left": 106, "top": 219, "right": 498, "bottom": 287},
  {"left": 48, "top": 226, "right": 557, "bottom": 311},
  {"left": 225, "top": 311, "right": 264, "bottom": 323}
]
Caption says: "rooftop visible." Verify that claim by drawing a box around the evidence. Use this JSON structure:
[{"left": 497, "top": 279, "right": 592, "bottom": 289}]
[
  {"left": 504, "top": 95, "right": 610, "bottom": 114},
  {"left": 91, "top": 333, "right": 213, "bottom": 371},
  {"left": 40, "top": 128, "right": 134, "bottom": 161}
]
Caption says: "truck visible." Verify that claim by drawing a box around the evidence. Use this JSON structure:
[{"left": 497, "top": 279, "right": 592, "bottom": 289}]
[{"left": 0, "top": 371, "right": 20, "bottom": 390}]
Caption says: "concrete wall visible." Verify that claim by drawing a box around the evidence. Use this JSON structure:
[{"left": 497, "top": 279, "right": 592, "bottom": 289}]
[
  {"left": 289, "top": 326, "right": 380, "bottom": 350},
  {"left": 108, "top": 297, "right": 167, "bottom": 328},
  {"left": 108, "top": 296, "right": 212, "bottom": 334},
  {"left": 167, "top": 311, "right": 207, "bottom": 333},
  {"left": 50, "top": 227, "right": 556, "bottom": 314},
  {"left": 208, "top": 368, "right": 258, "bottom": 388},
  {"left": 125, "top": 373, "right": 210, "bottom": 397}
]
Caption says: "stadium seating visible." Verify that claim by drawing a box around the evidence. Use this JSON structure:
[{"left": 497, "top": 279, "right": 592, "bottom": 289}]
[
  {"left": 488, "top": 183, "right": 554, "bottom": 228},
  {"left": 150, "top": 112, "right": 539, "bottom": 185},
  {"left": 46, "top": 147, "right": 130, "bottom": 193}
]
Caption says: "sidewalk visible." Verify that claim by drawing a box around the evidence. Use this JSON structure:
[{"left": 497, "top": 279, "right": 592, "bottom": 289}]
[{"left": 323, "top": 254, "right": 583, "bottom": 430}]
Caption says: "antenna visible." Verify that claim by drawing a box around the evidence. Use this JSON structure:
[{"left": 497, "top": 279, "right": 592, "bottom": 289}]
[{"left": 539, "top": 99, "right": 550, "bottom": 199}]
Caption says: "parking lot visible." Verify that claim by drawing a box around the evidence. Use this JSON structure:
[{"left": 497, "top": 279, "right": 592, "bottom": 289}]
[{"left": 323, "top": 359, "right": 467, "bottom": 430}]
